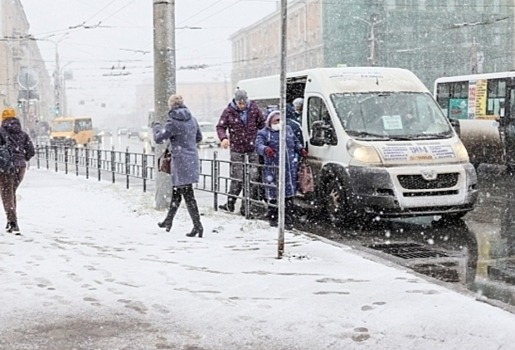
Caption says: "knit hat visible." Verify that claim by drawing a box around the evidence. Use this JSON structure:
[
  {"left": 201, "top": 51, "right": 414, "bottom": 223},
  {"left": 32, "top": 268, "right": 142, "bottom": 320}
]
[
  {"left": 292, "top": 98, "right": 304, "bottom": 107},
  {"left": 234, "top": 89, "right": 248, "bottom": 103},
  {"left": 266, "top": 110, "right": 281, "bottom": 126},
  {"left": 1, "top": 108, "right": 16, "bottom": 121},
  {"left": 168, "top": 94, "right": 184, "bottom": 108}
]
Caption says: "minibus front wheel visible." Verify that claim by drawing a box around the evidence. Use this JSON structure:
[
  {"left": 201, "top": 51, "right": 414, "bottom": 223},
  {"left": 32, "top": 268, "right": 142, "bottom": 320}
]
[{"left": 324, "top": 179, "right": 350, "bottom": 224}]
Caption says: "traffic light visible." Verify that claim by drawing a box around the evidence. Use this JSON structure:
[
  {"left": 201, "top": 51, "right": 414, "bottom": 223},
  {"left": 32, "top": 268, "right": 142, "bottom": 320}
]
[{"left": 17, "top": 100, "right": 22, "bottom": 108}]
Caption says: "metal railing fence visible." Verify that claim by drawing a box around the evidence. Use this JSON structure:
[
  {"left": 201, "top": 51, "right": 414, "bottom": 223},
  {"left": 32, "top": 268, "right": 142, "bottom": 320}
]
[{"left": 33, "top": 145, "right": 275, "bottom": 217}]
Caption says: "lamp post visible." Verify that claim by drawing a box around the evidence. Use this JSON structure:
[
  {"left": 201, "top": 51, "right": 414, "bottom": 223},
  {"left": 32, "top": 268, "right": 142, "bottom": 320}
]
[
  {"left": 60, "top": 62, "right": 73, "bottom": 116},
  {"left": 50, "top": 34, "right": 69, "bottom": 117},
  {"left": 354, "top": 16, "right": 383, "bottom": 66}
]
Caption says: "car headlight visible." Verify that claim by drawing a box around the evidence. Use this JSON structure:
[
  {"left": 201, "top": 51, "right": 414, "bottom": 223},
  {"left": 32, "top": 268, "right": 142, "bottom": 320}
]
[
  {"left": 454, "top": 140, "right": 469, "bottom": 162},
  {"left": 347, "top": 139, "right": 382, "bottom": 165}
]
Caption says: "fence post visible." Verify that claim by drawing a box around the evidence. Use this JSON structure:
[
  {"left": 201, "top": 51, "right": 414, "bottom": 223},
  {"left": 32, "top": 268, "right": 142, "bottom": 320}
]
[
  {"left": 54, "top": 146, "right": 58, "bottom": 172},
  {"left": 212, "top": 151, "right": 218, "bottom": 211},
  {"left": 125, "top": 146, "right": 130, "bottom": 189},
  {"left": 85, "top": 147, "right": 90, "bottom": 179},
  {"left": 36, "top": 144, "right": 40, "bottom": 169},
  {"left": 64, "top": 147, "right": 69, "bottom": 174},
  {"left": 142, "top": 149, "right": 148, "bottom": 193},
  {"left": 97, "top": 146, "right": 102, "bottom": 181},
  {"left": 111, "top": 146, "right": 116, "bottom": 184},
  {"left": 75, "top": 147, "right": 79, "bottom": 176},
  {"left": 243, "top": 154, "right": 250, "bottom": 219}
]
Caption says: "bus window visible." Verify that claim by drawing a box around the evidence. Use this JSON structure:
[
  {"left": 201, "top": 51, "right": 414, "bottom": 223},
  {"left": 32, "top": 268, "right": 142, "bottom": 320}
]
[{"left": 486, "top": 79, "right": 505, "bottom": 117}]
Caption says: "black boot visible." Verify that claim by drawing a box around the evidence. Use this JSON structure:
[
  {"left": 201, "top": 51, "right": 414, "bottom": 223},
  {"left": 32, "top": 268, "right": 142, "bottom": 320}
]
[
  {"left": 268, "top": 199, "right": 278, "bottom": 227},
  {"left": 158, "top": 189, "right": 181, "bottom": 232},
  {"left": 7, "top": 221, "right": 20, "bottom": 235},
  {"left": 218, "top": 198, "right": 235, "bottom": 212},
  {"left": 184, "top": 186, "right": 204, "bottom": 238}
]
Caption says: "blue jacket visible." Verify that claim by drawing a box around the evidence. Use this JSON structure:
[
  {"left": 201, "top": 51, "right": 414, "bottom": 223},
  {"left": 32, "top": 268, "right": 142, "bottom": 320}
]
[
  {"left": 153, "top": 105, "right": 202, "bottom": 187},
  {"left": 255, "top": 116, "right": 303, "bottom": 200}
]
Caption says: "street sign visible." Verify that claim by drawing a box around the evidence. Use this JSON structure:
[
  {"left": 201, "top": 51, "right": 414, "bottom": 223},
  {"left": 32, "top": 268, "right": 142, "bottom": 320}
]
[{"left": 17, "top": 68, "right": 39, "bottom": 90}]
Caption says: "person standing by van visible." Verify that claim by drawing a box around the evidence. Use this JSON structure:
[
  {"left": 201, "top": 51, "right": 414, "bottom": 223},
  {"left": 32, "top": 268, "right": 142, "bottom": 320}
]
[
  {"left": 153, "top": 95, "right": 204, "bottom": 238},
  {"left": 255, "top": 110, "right": 308, "bottom": 229},
  {"left": 216, "top": 89, "right": 265, "bottom": 216},
  {"left": 0, "top": 108, "right": 35, "bottom": 235},
  {"left": 286, "top": 97, "right": 304, "bottom": 146}
]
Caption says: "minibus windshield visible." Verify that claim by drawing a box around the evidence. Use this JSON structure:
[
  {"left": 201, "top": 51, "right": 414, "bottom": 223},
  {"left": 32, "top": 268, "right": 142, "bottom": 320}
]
[
  {"left": 331, "top": 92, "right": 453, "bottom": 140},
  {"left": 52, "top": 121, "right": 74, "bottom": 132}
]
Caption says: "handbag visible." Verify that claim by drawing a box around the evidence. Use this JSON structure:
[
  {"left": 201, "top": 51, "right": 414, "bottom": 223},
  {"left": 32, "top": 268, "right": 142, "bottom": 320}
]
[
  {"left": 298, "top": 160, "right": 314, "bottom": 194},
  {"left": 158, "top": 148, "right": 172, "bottom": 174}
]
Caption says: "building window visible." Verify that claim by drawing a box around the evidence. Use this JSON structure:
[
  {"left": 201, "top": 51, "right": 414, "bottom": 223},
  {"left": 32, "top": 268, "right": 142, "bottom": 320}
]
[
  {"left": 386, "top": 0, "right": 396, "bottom": 10},
  {"left": 493, "top": 0, "right": 500, "bottom": 12}
]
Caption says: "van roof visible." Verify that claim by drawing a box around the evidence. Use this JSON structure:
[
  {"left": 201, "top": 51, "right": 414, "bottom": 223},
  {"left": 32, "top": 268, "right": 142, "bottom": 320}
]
[{"left": 237, "top": 67, "right": 429, "bottom": 100}]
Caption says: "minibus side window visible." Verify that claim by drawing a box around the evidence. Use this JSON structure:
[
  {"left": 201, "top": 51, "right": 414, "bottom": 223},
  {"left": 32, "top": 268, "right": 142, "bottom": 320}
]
[{"left": 307, "top": 96, "right": 337, "bottom": 145}]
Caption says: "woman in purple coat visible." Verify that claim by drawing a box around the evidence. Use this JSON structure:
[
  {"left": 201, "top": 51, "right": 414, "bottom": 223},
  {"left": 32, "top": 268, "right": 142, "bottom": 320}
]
[
  {"left": 153, "top": 95, "right": 204, "bottom": 237},
  {"left": 0, "top": 108, "right": 35, "bottom": 235}
]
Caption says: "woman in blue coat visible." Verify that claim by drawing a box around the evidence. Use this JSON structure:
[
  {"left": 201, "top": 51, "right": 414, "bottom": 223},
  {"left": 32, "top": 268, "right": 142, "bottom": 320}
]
[
  {"left": 255, "top": 110, "right": 308, "bottom": 229},
  {"left": 153, "top": 94, "right": 204, "bottom": 237}
]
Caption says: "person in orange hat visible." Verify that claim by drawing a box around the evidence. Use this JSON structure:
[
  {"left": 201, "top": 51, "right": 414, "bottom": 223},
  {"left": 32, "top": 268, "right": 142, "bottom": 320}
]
[{"left": 0, "top": 107, "right": 35, "bottom": 235}]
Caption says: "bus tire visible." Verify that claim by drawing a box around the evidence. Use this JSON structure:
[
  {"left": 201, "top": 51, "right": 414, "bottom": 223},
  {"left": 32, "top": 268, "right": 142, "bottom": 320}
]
[{"left": 324, "top": 179, "right": 349, "bottom": 224}]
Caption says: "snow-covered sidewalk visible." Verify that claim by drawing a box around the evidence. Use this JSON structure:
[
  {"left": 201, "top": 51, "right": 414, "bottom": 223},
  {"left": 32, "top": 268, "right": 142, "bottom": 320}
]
[{"left": 1, "top": 168, "right": 514, "bottom": 350}]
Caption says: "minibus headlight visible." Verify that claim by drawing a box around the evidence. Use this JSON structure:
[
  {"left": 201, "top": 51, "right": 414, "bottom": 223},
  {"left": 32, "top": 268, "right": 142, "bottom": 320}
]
[
  {"left": 454, "top": 140, "right": 469, "bottom": 162},
  {"left": 347, "top": 139, "right": 382, "bottom": 165}
]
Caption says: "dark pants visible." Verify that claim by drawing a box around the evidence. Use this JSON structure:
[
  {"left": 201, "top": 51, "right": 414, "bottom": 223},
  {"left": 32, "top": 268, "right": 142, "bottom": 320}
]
[
  {"left": 227, "top": 151, "right": 260, "bottom": 210},
  {"left": 267, "top": 197, "right": 294, "bottom": 226},
  {"left": 0, "top": 167, "right": 26, "bottom": 223},
  {"left": 162, "top": 184, "right": 202, "bottom": 229}
]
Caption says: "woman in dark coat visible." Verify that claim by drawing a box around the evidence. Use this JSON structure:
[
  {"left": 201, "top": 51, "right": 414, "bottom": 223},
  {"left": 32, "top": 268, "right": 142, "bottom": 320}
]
[
  {"left": 152, "top": 95, "right": 204, "bottom": 237},
  {"left": 255, "top": 110, "right": 307, "bottom": 229},
  {"left": 0, "top": 108, "right": 35, "bottom": 234}
]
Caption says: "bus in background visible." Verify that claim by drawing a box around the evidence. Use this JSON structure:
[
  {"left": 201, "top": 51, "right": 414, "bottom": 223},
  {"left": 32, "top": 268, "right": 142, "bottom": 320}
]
[
  {"left": 434, "top": 72, "right": 515, "bottom": 171},
  {"left": 49, "top": 116, "right": 94, "bottom": 147}
]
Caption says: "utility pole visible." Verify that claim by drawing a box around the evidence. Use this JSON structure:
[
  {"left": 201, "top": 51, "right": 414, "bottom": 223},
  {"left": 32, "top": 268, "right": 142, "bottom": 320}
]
[
  {"left": 52, "top": 34, "right": 68, "bottom": 117},
  {"left": 153, "top": 0, "right": 176, "bottom": 209},
  {"left": 277, "top": 0, "right": 287, "bottom": 259}
]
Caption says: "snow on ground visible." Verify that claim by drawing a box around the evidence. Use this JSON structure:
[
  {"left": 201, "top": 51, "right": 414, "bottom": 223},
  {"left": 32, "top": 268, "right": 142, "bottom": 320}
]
[{"left": 0, "top": 168, "right": 514, "bottom": 349}]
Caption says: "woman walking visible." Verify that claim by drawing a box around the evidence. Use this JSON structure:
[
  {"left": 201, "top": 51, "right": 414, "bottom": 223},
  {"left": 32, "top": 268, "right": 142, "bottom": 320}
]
[
  {"left": 152, "top": 95, "right": 204, "bottom": 237},
  {"left": 0, "top": 108, "right": 35, "bottom": 234}
]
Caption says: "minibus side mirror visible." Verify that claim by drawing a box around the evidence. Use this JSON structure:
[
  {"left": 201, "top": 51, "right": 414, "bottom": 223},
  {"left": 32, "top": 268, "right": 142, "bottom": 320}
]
[
  {"left": 449, "top": 118, "right": 461, "bottom": 136},
  {"left": 310, "top": 120, "right": 337, "bottom": 146}
]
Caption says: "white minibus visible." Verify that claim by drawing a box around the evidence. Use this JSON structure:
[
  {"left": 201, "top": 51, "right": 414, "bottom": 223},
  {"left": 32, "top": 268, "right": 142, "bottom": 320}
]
[{"left": 237, "top": 67, "right": 478, "bottom": 222}]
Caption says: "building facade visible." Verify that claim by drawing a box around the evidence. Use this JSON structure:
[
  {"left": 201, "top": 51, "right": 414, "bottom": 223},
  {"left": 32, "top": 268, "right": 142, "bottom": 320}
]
[
  {"left": 230, "top": 0, "right": 515, "bottom": 89},
  {"left": 0, "top": 0, "right": 52, "bottom": 135},
  {"left": 230, "top": 0, "right": 324, "bottom": 86}
]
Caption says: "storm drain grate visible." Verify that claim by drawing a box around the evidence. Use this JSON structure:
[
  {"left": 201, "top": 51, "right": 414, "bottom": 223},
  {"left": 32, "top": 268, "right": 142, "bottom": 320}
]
[{"left": 368, "top": 243, "right": 450, "bottom": 259}]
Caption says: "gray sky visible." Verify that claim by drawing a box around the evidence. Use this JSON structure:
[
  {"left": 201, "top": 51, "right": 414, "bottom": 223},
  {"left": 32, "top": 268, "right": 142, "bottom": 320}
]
[{"left": 20, "top": 0, "right": 277, "bottom": 118}]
